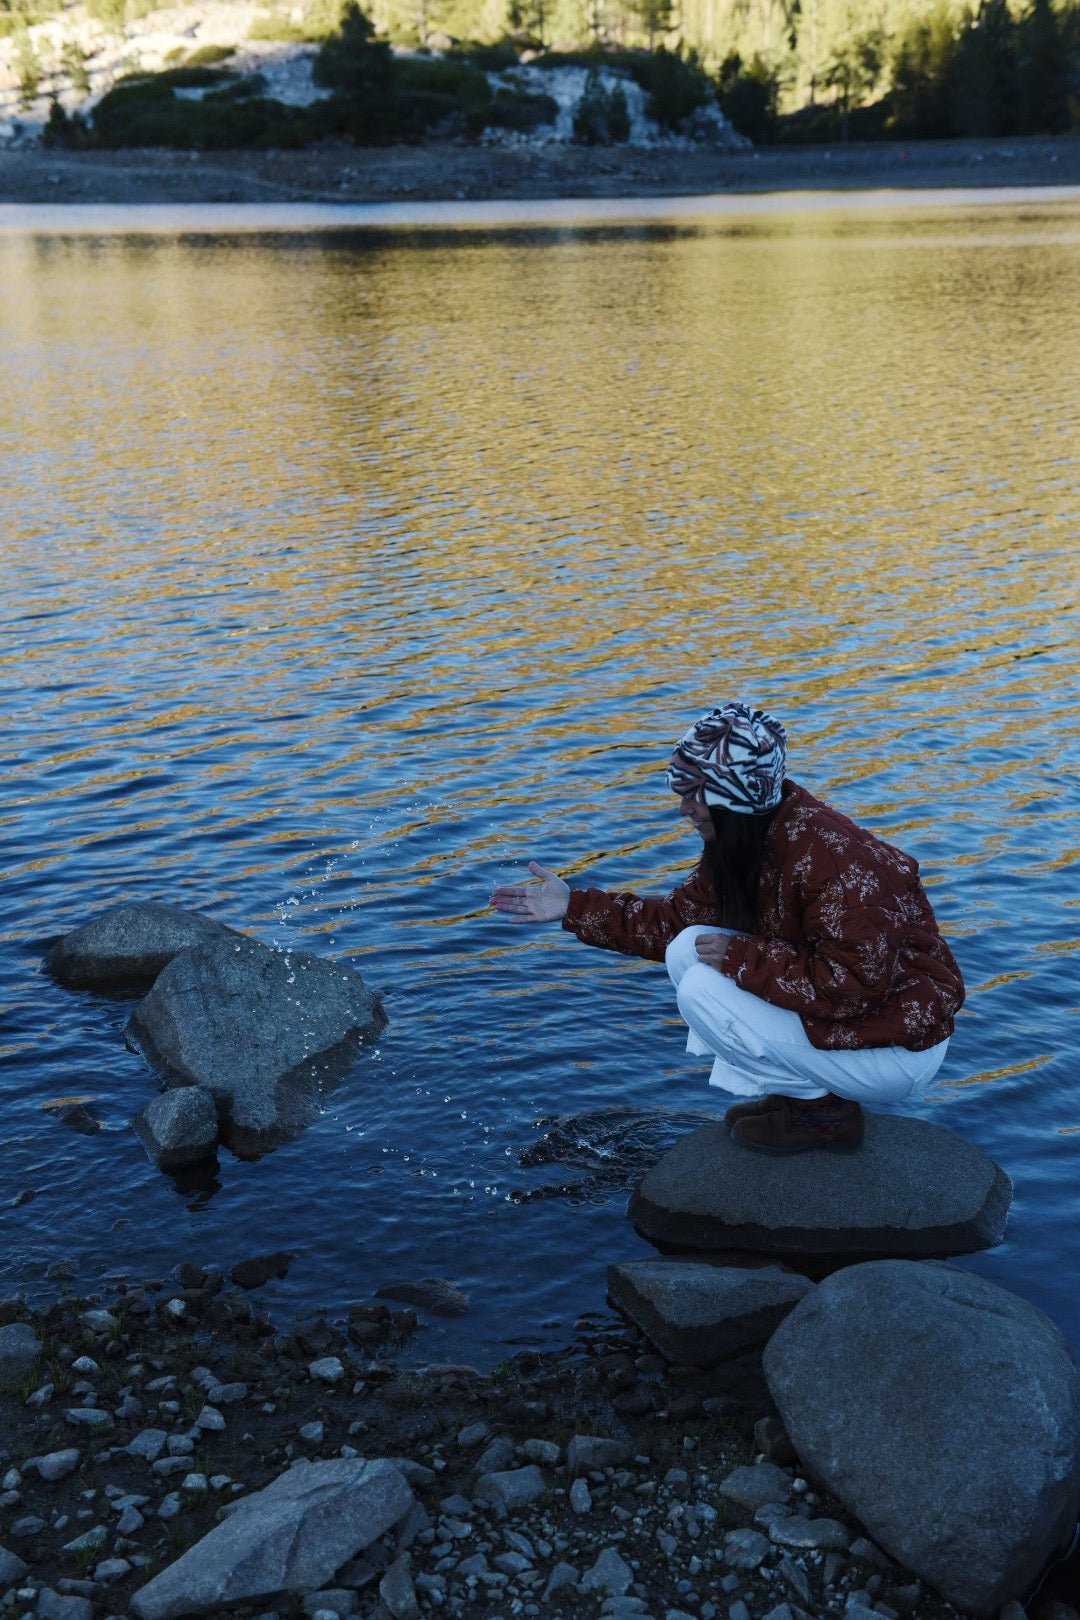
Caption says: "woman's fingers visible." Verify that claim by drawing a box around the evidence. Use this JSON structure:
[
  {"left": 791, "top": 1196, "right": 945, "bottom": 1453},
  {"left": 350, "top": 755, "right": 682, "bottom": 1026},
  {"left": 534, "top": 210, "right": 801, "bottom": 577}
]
[{"left": 491, "top": 862, "right": 571, "bottom": 923}]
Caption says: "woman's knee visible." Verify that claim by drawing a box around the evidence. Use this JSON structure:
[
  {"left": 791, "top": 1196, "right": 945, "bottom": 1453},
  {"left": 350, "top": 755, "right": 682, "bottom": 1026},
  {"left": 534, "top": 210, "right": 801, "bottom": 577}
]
[{"left": 665, "top": 926, "right": 715, "bottom": 987}]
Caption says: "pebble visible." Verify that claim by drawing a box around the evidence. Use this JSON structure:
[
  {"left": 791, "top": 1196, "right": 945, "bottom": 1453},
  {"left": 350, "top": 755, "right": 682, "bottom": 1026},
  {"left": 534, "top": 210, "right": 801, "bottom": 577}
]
[
  {"left": 195, "top": 1403, "right": 226, "bottom": 1430},
  {"left": 570, "top": 1477, "right": 592, "bottom": 1513},
  {"left": 580, "top": 1547, "right": 633, "bottom": 1596},
  {"left": 64, "top": 1408, "right": 112, "bottom": 1429},
  {"left": 723, "top": 1528, "right": 771, "bottom": 1571},
  {"left": 300, "top": 1421, "right": 325, "bottom": 1443},
  {"left": 309, "top": 1357, "right": 345, "bottom": 1384},
  {"left": 31, "top": 1450, "right": 80, "bottom": 1482}
]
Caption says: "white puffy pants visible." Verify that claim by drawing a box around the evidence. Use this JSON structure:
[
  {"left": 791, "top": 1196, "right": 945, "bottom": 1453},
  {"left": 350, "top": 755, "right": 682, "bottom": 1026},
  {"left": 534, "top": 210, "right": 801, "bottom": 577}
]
[{"left": 665, "top": 926, "right": 948, "bottom": 1103}]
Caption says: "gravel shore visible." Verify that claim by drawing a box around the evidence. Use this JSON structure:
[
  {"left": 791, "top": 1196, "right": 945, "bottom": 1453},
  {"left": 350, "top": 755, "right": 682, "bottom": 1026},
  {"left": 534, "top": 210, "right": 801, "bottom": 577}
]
[
  {"left": 1, "top": 134, "right": 1079, "bottom": 208},
  {"left": 0, "top": 1266, "right": 985, "bottom": 1620}
]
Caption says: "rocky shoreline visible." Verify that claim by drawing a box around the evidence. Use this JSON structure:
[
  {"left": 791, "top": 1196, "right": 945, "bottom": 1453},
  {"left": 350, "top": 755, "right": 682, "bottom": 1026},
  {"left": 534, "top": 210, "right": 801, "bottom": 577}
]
[
  {"left": 0, "top": 1262, "right": 991, "bottom": 1620},
  {"left": 1, "top": 134, "right": 1080, "bottom": 208}
]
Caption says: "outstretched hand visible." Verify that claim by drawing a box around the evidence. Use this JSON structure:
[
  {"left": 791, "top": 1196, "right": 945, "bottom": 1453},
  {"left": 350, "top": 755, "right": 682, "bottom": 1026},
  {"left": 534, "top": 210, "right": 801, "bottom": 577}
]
[{"left": 491, "top": 861, "right": 571, "bottom": 923}]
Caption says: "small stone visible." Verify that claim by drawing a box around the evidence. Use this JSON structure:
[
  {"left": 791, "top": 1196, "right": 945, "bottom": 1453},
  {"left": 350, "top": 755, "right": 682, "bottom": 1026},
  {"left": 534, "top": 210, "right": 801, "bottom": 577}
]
[
  {"left": 566, "top": 1435, "right": 630, "bottom": 1474},
  {"left": 754, "top": 1415, "right": 797, "bottom": 1465},
  {"left": 299, "top": 1421, "right": 324, "bottom": 1444},
  {"left": 475, "top": 1465, "right": 546, "bottom": 1511},
  {"left": 62, "top": 1525, "right": 106, "bottom": 1554},
  {"left": 379, "top": 1551, "right": 420, "bottom": 1619},
  {"left": 760, "top": 1605, "right": 795, "bottom": 1620},
  {"left": 580, "top": 1547, "right": 633, "bottom": 1596},
  {"left": 80, "top": 1310, "right": 118, "bottom": 1335},
  {"left": 71, "top": 1357, "right": 100, "bottom": 1376},
  {"left": 9, "top": 1515, "right": 46, "bottom": 1537},
  {"left": 181, "top": 1473, "right": 209, "bottom": 1493},
  {"left": 569, "top": 1477, "right": 592, "bottom": 1513},
  {"left": 33, "top": 1450, "right": 80, "bottom": 1482},
  {"left": 542, "top": 1563, "right": 579, "bottom": 1599},
  {"left": 26, "top": 1382, "right": 55, "bottom": 1407},
  {"left": 728, "top": 1605, "right": 751, "bottom": 1620},
  {"left": 0, "top": 1547, "right": 29, "bottom": 1583},
  {"left": 475, "top": 1436, "right": 515, "bottom": 1475},
  {"left": 770, "top": 1516, "right": 851, "bottom": 1552},
  {"left": 519, "top": 1438, "right": 560, "bottom": 1464},
  {"left": 719, "top": 1463, "right": 792, "bottom": 1511},
  {"left": 195, "top": 1404, "right": 225, "bottom": 1431},
  {"left": 94, "top": 1558, "right": 131, "bottom": 1580},
  {"left": 309, "top": 1357, "right": 345, "bottom": 1384},
  {"left": 157, "top": 1491, "right": 181, "bottom": 1518},
  {"left": 64, "top": 1408, "right": 112, "bottom": 1430},
  {"left": 37, "top": 1592, "right": 94, "bottom": 1620},
  {"left": 723, "top": 1528, "right": 771, "bottom": 1571},
  {"left": 166, "top": 1435, "right": 194, "bottom": 1456},
  {"left": 457, "top": 1421, "right": 490, "bottom": 1448}
]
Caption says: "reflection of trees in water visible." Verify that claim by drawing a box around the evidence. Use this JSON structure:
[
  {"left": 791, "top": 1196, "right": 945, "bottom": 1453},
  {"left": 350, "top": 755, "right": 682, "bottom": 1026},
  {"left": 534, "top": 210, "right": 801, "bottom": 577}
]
[{"left": 511, "top": 1104, "right": 712, "bottom": 1204}]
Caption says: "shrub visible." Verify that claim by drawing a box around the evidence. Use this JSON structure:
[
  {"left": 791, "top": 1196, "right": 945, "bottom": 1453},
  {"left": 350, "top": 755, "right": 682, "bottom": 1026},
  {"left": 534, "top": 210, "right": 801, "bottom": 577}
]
[
  {"left": 572, "top": 66, "right": 630, "bottom": 143},
  {"left": 12, "top": 27, "right": 40, "bottom": 105},
  {"left": 716, "top": 51, "right": 778, "bottom": 143},
  {"left": 637, "top": 43, "right": 710, "bottom": 130},
  {"left": 484, "top": 86, "right": 558, "bottom": 130},
  {"left": 184, "top": 43, "right": 236, "bottom": 66},
  {"left": 91, "top": 77, "right": 318, "bottom": 147}
]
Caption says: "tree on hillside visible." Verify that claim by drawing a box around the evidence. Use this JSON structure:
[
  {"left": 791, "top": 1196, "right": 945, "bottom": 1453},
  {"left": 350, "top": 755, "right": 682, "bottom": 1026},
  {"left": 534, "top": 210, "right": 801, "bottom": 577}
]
[
  {"left": 952, "top": 0, "right": 1017, "bottom": 135},
  {"left": 1016, "top": 0, "right": 1071, "bottom": 131}
]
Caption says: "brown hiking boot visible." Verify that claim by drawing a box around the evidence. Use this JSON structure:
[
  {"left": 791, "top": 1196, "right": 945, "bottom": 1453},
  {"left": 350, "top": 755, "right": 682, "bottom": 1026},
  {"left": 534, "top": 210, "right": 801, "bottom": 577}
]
[
  {"left": 730, "top": 1094, "right": 865, "bottom": 1155},
  {"left": 723, "top": 1094, "right": 787, "bottom": 1127}
]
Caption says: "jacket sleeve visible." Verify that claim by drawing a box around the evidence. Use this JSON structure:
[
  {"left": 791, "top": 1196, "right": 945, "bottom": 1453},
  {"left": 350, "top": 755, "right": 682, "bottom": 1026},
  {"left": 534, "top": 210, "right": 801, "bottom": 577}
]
[
  {"left": 562, "top": 863, "right": 720, "bottom": 963},
  {"left": 721, "top": 854, "right": 906, "bottom": 1021}
]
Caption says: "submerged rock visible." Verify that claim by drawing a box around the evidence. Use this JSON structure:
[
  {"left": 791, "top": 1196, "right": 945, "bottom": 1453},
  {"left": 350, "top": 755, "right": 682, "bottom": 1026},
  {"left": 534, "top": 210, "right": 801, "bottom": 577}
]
[
  {"left": 763, "top": 1260, "right": 1080, "bottom": 1616},
  {"left": 125, "top": 936, "right": 386, "bottom": 1157},
  {"left": 607, "top": 1258, "right": 813, "bottom": 1366},
  {"left": 375, "top": 1278, "right": 469, "bottom": 1318},
  {"left": 628, "top": 1114, "right": 1011, "bottom": 1260},
  {"left": 129, "top": 1457, "right": 413, "bottom": 1619},
  {"left": 132, "top": 1086, "right": 219, "bottom": 1171},
  {"left": 44, "top": 902, "right": 240, "bottom": 994}
]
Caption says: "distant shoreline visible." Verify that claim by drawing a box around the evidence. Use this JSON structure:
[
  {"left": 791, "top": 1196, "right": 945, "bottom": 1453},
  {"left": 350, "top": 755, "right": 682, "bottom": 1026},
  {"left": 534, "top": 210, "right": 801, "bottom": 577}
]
[{"left": 2, "top": 132, "right": 1080, "bottom": 208}]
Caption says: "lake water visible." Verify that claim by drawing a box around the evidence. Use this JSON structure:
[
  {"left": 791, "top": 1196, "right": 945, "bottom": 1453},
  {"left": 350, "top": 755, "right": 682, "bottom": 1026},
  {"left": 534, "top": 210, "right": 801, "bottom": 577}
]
[{"left": 2, "top": 190, "right": 1079, "bottom": 1369}]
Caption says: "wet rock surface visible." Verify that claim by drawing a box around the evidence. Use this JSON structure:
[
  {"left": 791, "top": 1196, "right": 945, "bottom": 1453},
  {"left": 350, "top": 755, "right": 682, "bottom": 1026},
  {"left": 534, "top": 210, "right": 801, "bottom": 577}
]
[
  {"left": 763, "top": 1260, "right": 1080, "bottom": 1616},
  {"left": 0, "top": 1264, "right": 1004, "bottom": 1620},
  {"left": 44, "top": 903, "right": 240, "bottom": 994},
  {"left": 628, "top": 1115, "right": 1012, "bottom": 1260},
  {"left": 125, "top": 935, "right": 387, "bottom": 1156},
  {"left": 131, "top": 1087, "right": 219, "bottom": 1172},
  {"left": 607, "top": 1259, "right": 814, "bottom": 1367}
]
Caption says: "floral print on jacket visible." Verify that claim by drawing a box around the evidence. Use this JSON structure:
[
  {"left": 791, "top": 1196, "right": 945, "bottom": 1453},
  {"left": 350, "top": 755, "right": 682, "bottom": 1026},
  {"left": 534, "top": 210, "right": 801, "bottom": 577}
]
[{"left": 562, "top": 779, "right": 964, "bottom": 1053}]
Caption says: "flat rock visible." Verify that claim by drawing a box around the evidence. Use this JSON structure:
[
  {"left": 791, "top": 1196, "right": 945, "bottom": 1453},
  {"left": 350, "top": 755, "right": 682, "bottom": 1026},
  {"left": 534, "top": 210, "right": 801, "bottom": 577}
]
[
  {"left": 44, "top": 902, "right": 239, "bottom": 993},
  {"left": 126, "top": 936, "right": 387, "bottom": 1157},
  {"left": 130, "top": 1457, "right": 413, "bottom": 1620},
  {"left": 132, "top": 1086, "right": 219, "bottom": 1171},
  {"left": 0, "top": 1321, "right": 41, "bottom": 1391},
  {"left": 628, "top": 1115, "right": 1011, "bottom": 1259},
  {"left": 230, "top": 1250, "right": 294, "bottom": 1289},
  {"left": 763, "top": 1260, "right": 1080, "bottom": 1616},
  {"left": 607, "top": 1258, "right": 813, "bottom": 1365}
]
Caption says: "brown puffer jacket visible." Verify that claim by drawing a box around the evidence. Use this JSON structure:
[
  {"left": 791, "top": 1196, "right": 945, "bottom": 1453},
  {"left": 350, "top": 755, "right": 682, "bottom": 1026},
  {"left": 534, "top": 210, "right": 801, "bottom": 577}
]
[{"left": 562, "top": 779, "right": 965, "bottom": 1052}]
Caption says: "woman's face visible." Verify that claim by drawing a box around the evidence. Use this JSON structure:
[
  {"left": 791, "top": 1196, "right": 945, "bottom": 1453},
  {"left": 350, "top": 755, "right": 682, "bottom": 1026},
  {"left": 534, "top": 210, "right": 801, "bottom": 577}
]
[{"left": 679, "top": 791, "right": 715, "bottom": 841}]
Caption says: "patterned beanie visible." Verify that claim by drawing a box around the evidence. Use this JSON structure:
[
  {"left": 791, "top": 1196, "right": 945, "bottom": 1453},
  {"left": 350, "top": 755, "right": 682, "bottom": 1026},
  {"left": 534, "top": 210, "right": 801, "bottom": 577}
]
[{"left": 667, "top": 702, "right": 787, "bottom": 815}]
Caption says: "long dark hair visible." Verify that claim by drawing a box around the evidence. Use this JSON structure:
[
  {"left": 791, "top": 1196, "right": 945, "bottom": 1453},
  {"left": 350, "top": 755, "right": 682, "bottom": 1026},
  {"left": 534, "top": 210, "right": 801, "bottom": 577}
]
[{"left": 703, "top": 804, "right": 776, "bottom": 933}]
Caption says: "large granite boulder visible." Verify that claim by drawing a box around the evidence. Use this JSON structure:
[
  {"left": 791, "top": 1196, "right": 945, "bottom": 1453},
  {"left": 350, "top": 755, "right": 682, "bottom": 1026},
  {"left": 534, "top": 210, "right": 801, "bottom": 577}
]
[
  {"left": 607, "top": 1258, "right": 813, "bottom": 1366},
  {"left": 0, "top": 1322, "right": 42, "bottom": 1392},
  {"left": 628, "top": 1115, "right": 1011, "bottom": 1260},
  {"left": 44, "top": 903, "right": 240, "bottom": 994},
  {"left": 130, "top": 1457, "right": 413, "bottom": 1619},
  {"left": 126, "top": 936, "right": 387, "bottom": 1157},
  {"left": 762, "top": 1260, "right": 1080, "bottom": 1616}
]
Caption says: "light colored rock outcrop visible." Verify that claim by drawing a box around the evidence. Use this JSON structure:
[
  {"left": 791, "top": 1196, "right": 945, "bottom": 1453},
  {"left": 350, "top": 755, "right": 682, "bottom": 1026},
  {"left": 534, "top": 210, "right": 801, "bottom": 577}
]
[
  {"left": 628, "top": 1114, "right": 1011, "bottom": 1259},
  {"left": 44, "top": 902, "right": 239, "bottom": 993},
  {"left": 129, "top": 1457, "right": 413, "bottom": 1620},
  {"left": 607, "top": 1257, "right": 813, "bottom": 1366},
  {"left": 132, "top": 1085, "right": 219, "bottom": 1170},
  {"left": 762, "top": 1259, "right": 1080, "bottom": 1616},
  {"left": 125, "top": 935, "right": 386, "bottom": 1156}
]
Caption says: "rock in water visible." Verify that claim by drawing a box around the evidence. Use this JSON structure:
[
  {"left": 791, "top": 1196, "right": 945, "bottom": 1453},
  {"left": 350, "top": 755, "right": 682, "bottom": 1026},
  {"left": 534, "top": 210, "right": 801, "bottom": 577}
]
[
  {"left": 44, "top": 902, "right": 240, "bottom": 993},
  {"left": 129, "top": 1457, "right": 413, "bottom": 1620},
  {"left": 125, "top": 936, "right": 386, "bottom": 1157},
  {"left": 628, "top": 1114, "right": 1010, "bottom": 1259},
  {"left": 762, "top": 1260, "right": 1080, "bottom": 1616},
  {"left": 132, "top": 1087, "right": 219, "bottom": 1170},
  {"left": 607, "top": 1258, "right": 813, "bottom": 1366}
]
